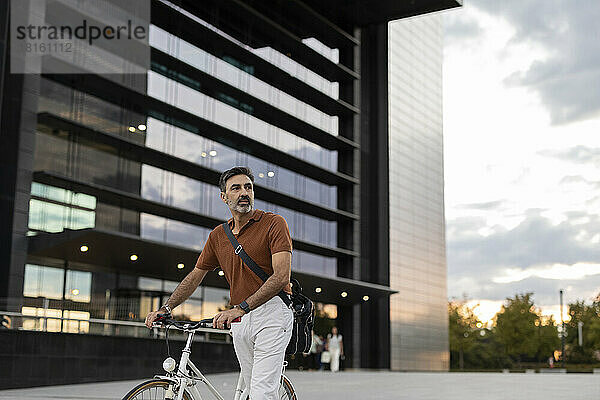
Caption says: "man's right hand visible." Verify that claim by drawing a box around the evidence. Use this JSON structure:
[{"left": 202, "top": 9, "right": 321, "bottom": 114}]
[{"left": 145, "top": 309, "right": 165, "bottom": 329}]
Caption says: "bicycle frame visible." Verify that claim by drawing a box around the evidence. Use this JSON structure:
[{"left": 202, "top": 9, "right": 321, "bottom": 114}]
[
  {"left": 153, "top": 327, "right": 289, "bottom": 400},
  {"left": 152, "top": 329, "right": 243, "bottom": 400}
]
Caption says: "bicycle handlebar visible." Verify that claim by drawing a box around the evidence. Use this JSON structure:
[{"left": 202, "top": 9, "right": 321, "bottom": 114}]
[{"left": 152, "top": 314, "right": 217, "bottom": 330}]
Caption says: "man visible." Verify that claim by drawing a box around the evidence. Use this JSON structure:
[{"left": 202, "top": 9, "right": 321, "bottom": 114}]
[{"left": 145, "top": 166, "right": 293, "bottom": 400}]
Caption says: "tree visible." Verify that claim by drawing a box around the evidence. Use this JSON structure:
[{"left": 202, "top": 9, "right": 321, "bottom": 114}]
[
  {"left": 588, "top": 295, "right": 600, "bottom": 352},
  {"left": 494, "top": 293, "right": 539, "bottom": 367},
  {"left": 448, "top": 299, "right": 513, "bottom": 369},
  {"left": 565, "top": 297, "right": 600, "bottom": 363},
  {"left": 535, "top": 316, "right": 560, "bottom": 363},
  {"left": 447, "top": 293, "right": 564, "bottom": 369},
  {"left": 462, "top": 329, "right": 513, "bottom": 369},
  {"left": 448, "top": 300, "right": 481, "bottom": 369}
]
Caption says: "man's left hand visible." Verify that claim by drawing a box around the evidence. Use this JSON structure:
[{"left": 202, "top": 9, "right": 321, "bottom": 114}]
[{"left": 213, "top": 307, "right": 245, "bottom": 329}]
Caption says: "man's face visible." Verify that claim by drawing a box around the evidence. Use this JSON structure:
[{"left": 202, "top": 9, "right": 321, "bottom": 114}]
[{"left": 221, "top": 174, "right": 254, "bottom": 214}]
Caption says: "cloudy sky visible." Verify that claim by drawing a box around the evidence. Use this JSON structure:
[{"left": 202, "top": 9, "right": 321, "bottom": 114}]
[{"left": 442, "top": 0, "right": 600, "bottom": 323}]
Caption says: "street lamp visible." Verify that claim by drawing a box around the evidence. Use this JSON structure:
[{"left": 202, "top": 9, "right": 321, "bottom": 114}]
[{"left": 560, "top": 289, "right": 565, "bottom": 367}]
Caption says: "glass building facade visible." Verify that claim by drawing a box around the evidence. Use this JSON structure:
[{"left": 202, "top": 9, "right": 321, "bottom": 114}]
[
  {"left": 389, "top": 15, "right": 449, "bottom": 370},
  {"left": 0, "top": 0, "right": 460, "bottom": 379}
]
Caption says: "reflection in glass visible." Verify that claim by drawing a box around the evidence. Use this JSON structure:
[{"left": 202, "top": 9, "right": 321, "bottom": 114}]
[
  {"left": 62, "top": 310, "right": 91, "bottom": 333},
  {"left": 32, "top": 182, "right": 96, "bottom": 209},
  {"left": 29, "top": 182, "right": 97, "bottom": 233},
  {"left": 293, "top": 250, "right": 336, "bottom": 277},
  {"left": 139, "top": 169, "right": 337, "bottom": 249},
  {"left": 149, "top": 25, "right": 339, "bottom": 126},
  {"left": 23, "top": 264, "right": 65, "bottom": 300},
  {"left": 21, "top": 307, "right": 90, "bottom": 333},
  {"left": 202, "top": 287, "right": 231, "bottom": 317},
  {"left": 147, "top": 72, "right": 338, "bottom": 171},
  {"left": 173, "top": 298, "right": 203, "bottom": 321},
  {"left": 140, "top": 213, "right": 211, "bottom": 250},
  {"left": 255, "top": 199, "right": 337, "bottom": 248},
  {"left": 28, "top": 199, "right": 96, "bottom": 233},
  {"left": 138, "top": 277, "right": 162, "bottom": 291},
  {"left": 65, "top": 270, "right": 92, "bottom": 302},
  {"left": 22, "top": 307, "right": 63, "bottom": 332},
  {"left": 301, "top": 37, "right": 339, "bottom": 63},
  {"left": 145, "top": 117, "right": 337, "bottom": 208},
  {"left": 37, "top": 78, "right": 147, "bottom": 143}
]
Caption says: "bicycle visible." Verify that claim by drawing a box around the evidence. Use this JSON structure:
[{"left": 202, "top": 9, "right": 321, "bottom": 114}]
[{"left": 121, "top": 315, "right": 298, "bottom": 400}]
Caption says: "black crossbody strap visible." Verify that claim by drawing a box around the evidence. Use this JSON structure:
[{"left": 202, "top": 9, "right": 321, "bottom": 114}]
[{"left": 222, "top": 222, "right": 291, "bottom": 307}]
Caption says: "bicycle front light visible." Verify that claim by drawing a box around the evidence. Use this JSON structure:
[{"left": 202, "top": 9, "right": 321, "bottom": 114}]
[{"left": 163, "top": 357, "right": 177, "bottom": 373}]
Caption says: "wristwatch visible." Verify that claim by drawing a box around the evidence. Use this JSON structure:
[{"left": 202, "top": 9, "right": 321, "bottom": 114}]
[
  {"left": 239, "top": 300, "right": 251, "bottom": 314},
  {"left": 161, "top": 304, "right": 172, "bottom": 315}
]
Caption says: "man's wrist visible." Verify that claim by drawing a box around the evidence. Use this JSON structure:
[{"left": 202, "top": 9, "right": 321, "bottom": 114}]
[
  {"left": 238, "top": 300, "right": 251, "bottom": 314},
  {"left": 233, "top": 305, "right": 245, "bottom": 315},
  {"left": 160, "top": 304, "right": 172, "bottom": 315}
]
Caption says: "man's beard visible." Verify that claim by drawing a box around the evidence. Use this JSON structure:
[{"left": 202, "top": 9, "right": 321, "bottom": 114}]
[{"left": 228, "top": 197, "right": 253, "bottom": 213}]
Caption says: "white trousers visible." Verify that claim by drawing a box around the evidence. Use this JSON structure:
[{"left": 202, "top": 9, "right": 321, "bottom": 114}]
[
  {"left": 330, "top": 348, "right": 341, "bottom": 372},
  {"left": 230, "top": 296, "right": 293, "bottom": 400}
]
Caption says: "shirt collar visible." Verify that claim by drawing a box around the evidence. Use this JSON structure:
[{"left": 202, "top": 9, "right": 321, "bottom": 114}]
[{"left": 227, "top": 209, "right": 264, "bottom": 229}]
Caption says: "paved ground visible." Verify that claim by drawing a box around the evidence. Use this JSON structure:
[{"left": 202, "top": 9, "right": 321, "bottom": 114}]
[{"left": 1, "top": 370, "right": 599, "bottom": 399}]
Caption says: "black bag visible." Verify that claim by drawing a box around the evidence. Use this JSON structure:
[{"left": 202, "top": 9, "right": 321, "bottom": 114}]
[
  {"left": 222, "top": 222, "right": 315, "bottom": 355},
  {"left": 286, "top": 277, "right": 315, "bottom": 354}
]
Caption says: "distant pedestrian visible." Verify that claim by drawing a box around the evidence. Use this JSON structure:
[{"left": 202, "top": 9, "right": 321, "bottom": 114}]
[
  {"left": 326, "top": 326, "right": 344, "bottom": 372},
  {"left": 548, "top": 356, "right": 554, "bottom": 368},
  {"left": 309, "top": 331, "right": 323, "bottom": 370}
]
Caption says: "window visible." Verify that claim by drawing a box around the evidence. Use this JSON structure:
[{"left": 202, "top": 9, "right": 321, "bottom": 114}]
[
  {"left": 65, "top": 270, "right": 92, "bottom": 303},
  {"left": 23, "top": 264, "right": 64, "bottom": 299}
]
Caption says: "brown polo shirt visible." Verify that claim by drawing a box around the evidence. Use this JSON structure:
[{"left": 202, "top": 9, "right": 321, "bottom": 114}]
[{"left": 195, "top": 209, "right": 293, "bottom": 305}]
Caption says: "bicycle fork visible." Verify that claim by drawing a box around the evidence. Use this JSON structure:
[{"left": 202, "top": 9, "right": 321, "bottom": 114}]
[
  {"left": 175, "top": 331, "right": 225, "bottom": 400},
  {"left": 233, "top": 373, "right": 246, "bottom": 400},
  {"left": 174, "top": 331, "right": 195, "bottom": 400}
]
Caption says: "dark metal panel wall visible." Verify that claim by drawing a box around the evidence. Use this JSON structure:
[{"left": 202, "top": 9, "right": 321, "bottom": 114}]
[
  {"left": 0, "top": 0, "right": 16, "bottom": 305},
  {"left": 0, "top": 1, "right": 39, "bottom": 312},
  {"left": 335, "top": 21, "right": 362, "bottom": 368},
  {"left": 359, "top": 23, "right": 391, "bottom": 369}
]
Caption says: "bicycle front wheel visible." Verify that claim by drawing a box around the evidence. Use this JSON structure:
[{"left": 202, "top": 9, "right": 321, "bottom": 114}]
[{"left": 121, "top": 379, "right": 192, "bottom": 400}]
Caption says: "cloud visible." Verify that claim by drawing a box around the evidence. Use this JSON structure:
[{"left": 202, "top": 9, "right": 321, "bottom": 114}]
[
  {"left": 451, "top": 270, "right": 600, "bottom": 308},
  {"left": 559, "top": 175, "right": 587, "bottom": 185},
  {"left": 456, "top": 200, "right": 506, "bottom": 210},
  {"left": 539, "top": 146, "right": 600, "bottom": 167},
  {"left": 493, "top": 262, "right": 600, "bottom": 283},
  {"left": 473, "top": 275, "right": 600, "bottom": 306},
  {"left": 447, "top": 211, "right": 600, "bottom": 304},
  {"left": 558, "top": 175, "right": 600, "bottom": 190},
  {"left": 449, "top": 211, "right": 600, "bottom": 271},
  {"left": 443, "top": 11, "right": 483, "bottom": 42},
  {"left": 470, "top": 0, "right": 600, "bottom": 125}
]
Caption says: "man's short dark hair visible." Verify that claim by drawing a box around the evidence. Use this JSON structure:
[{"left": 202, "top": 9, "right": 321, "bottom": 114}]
[{"left": 219, "top": 166, "right": 255, "bottom": 193}]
